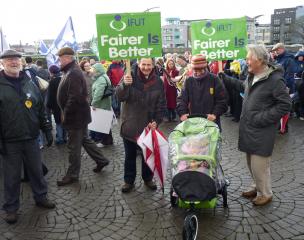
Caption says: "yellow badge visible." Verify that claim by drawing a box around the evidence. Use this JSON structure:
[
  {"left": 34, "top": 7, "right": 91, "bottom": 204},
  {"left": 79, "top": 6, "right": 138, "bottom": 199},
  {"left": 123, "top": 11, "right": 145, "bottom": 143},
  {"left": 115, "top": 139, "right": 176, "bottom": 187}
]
[
  {"left": 25, "top": 100, "right": 32, "bottom": 109},
  {"left": 210, "top": 88, "right": 214, "bottom": 95}
]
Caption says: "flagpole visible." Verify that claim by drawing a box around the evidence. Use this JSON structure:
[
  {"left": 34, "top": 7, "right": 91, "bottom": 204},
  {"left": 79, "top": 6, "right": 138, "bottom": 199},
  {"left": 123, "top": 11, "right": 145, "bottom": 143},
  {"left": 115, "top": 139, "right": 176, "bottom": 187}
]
[{"left": 0, "top": 27, "right": 3, "bottom": 52}]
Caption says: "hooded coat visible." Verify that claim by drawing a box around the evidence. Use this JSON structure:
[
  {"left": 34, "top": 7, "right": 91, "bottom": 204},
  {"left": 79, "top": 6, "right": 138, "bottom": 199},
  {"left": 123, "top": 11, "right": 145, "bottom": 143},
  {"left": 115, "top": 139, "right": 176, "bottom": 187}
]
[
  {"left": 222, "top": 64, "right": 291, "bottom": 157},
  {"left": 91, "top": 63, "right": 112, "bottom": 110}
]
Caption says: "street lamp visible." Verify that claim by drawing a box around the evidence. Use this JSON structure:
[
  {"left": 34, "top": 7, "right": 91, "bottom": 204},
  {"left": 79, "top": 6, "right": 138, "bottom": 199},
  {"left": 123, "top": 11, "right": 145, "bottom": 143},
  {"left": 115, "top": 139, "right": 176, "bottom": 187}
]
[{"left": 144, "top": 6, "right": 160, "bottom": 12}]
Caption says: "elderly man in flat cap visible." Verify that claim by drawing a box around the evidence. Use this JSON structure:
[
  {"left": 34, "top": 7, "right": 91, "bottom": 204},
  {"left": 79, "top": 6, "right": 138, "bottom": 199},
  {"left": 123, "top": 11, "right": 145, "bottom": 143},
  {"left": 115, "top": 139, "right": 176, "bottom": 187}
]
[
  {"left": 271, "top": 43, "right": 298, "bottom": 94},
  {"left": 0, "top": 49, "right": 55, "bottom": 224},
  {"left": 56, "top": 47, "right": 110, "bottom": 186}
]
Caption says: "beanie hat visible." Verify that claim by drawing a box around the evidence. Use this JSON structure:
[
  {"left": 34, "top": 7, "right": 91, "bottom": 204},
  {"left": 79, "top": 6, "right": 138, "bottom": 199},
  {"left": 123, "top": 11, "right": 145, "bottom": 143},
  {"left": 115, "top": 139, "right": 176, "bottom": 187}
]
[
  {"left": 48, "top": 64, "right": 60, "bottom": 74},
  {"left": 191, "top": 54, "right": 207, "bottom": 69}
]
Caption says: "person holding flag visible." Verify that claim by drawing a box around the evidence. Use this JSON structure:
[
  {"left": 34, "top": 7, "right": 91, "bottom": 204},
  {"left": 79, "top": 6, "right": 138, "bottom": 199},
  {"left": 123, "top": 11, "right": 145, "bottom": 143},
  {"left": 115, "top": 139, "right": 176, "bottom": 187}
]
[{"left": 116, "top": 58, "right": 166, "bottom": 193}]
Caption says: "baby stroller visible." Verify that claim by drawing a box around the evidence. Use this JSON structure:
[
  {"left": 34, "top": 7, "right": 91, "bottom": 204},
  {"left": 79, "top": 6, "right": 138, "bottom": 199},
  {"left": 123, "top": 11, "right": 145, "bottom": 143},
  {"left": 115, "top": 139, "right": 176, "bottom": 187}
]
[{"left": 168, "top": 115, "right": 229, "bottom": 240}]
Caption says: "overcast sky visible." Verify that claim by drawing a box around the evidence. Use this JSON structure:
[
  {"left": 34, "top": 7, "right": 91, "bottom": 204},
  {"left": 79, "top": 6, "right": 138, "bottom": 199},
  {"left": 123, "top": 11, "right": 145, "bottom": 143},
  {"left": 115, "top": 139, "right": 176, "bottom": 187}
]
[{"left": 1, "top": 0, "right": 303, "bottom": 44}]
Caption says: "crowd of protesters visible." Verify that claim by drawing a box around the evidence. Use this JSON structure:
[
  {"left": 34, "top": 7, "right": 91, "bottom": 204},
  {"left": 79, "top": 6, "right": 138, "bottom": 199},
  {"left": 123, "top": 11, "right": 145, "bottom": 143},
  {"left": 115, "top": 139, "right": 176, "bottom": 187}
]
[{"left": 0, "top": 42, "right": 303, "bottom": 223}]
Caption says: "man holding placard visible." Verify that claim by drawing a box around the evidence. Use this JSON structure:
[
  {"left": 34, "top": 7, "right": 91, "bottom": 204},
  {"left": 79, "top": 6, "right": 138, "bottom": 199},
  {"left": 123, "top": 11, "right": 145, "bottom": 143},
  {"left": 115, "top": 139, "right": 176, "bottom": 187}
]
[
  {"left": 116, "top": 58, "right": 166, "bottom": 193},
  {"left": 96, "top": 12, "right": 164, "bottom": 192}
]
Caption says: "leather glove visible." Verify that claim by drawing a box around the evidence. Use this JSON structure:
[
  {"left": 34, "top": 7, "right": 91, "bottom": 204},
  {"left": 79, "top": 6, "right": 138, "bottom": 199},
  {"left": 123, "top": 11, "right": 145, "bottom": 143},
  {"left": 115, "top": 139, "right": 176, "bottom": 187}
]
[
  {"left": 217, "top": 72, "right": 226, "bottom": 80},
  {"left": 45, "top": 130, "right": 53, "bottom": 147}
]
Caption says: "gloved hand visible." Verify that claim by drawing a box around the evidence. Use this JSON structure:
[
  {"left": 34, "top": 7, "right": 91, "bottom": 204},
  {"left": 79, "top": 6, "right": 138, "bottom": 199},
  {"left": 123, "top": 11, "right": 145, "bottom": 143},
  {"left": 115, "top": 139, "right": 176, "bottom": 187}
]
[
  {"left": 45, "top": 130, "right": 53, "bottom": 147},
  {"left": 217, "top": 72, "right": 226, "bottom": 80}
]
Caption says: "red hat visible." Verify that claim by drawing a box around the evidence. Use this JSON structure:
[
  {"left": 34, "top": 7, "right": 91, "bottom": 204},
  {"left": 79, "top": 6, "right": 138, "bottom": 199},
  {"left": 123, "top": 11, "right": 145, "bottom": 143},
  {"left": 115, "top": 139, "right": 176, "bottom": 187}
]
[{"left": 191, "top": 54, "right": 207, "bottom": 69}]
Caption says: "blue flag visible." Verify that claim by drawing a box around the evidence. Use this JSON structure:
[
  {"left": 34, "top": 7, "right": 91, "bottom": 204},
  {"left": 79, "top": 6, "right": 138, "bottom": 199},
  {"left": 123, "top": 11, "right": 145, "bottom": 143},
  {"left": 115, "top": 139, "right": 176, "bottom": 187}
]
[
  {"left": 46, "top": 16, "right": 78, "bottom": 66},
  {"left": 39, "top": 40, "right": 49, "bottom": 55}
]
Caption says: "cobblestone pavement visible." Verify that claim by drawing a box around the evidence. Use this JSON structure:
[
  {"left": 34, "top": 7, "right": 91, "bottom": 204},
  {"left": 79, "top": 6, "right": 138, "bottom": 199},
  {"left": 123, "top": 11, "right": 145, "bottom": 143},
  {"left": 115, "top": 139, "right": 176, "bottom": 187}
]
[{"left": 0, "top": 117, "right": 304, "bottom": 240}]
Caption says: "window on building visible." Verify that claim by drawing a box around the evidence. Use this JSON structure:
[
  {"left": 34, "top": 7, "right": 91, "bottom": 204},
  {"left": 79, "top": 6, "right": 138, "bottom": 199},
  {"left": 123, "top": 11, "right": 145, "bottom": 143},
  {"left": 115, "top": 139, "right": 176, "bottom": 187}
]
[
  {"left": 273, "top": 26, "right": 280, "bottom": 32},
  {"left": 175, "top": 35, "right": 180, "bottom": 39},
  {"left": 273, "top": 34, "right": 279, "bottom": 40},
  {"left": 285, "top": 17, "right": 292, "bottom": 24},
  {"left": 284, "top": 33, "right": 290, "bottom": 39},
  {"left": 174, "top": 28, "right": 179, "bottom": 32},
  {"left": 274, "top": 19, "right": 280, "bottom": 25}
]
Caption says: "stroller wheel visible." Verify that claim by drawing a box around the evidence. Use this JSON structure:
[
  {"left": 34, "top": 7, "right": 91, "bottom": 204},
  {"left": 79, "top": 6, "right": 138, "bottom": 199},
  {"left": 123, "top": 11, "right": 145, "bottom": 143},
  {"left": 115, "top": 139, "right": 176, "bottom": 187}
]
[
  {"left": 182, "top": 213, "right": 198, "bottom": 240},
  {"left": 170, "top": 187, "right": 178, "bottom": 207},
  {"left": 222, "top": 185, "right": 228, "bottom": 208}
]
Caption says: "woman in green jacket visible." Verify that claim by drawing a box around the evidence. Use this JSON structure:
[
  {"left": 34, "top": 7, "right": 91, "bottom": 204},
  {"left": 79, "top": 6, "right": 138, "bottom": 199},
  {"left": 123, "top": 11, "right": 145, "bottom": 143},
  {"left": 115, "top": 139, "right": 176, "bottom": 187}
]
[{"left": 90, "top": 63, "right": 113, "bottom": 145}]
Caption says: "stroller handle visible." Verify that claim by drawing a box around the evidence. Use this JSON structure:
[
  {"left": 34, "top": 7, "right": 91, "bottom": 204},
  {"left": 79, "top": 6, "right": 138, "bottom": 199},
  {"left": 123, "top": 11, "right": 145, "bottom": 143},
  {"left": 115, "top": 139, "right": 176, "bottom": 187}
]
[{"left": 188, "top": 114, "right": 208, "bottom": 119}]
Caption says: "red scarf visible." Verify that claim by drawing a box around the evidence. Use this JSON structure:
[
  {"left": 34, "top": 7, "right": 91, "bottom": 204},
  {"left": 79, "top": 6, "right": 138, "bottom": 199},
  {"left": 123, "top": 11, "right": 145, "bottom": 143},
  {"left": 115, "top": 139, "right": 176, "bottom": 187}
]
[{"left": 137, "top": 68, "right": 158, "bottom": 91}]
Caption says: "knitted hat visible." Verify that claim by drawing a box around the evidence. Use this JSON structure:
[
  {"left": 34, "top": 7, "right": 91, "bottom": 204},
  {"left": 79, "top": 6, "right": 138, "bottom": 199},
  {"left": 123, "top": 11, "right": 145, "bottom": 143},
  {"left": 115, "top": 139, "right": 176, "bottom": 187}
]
[
  {"left": 48, "top": 64, "right": 60, "bottom": 74},
  {"left": 191, "top": 54, "right": 207, "bottom": 69},
  {"left": 56, "top": 47, "right": 75, "bottom": 56}
]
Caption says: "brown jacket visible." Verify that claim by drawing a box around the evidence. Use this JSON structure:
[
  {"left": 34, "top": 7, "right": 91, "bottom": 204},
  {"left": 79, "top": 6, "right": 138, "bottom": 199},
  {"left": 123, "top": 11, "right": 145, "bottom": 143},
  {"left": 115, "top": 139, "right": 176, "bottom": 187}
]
[
  {"left": 57, "top": 61, "right": 91, "bottom": 129},
  {"left": 116, "top": 65, "right": 166, "bottom": 142}
]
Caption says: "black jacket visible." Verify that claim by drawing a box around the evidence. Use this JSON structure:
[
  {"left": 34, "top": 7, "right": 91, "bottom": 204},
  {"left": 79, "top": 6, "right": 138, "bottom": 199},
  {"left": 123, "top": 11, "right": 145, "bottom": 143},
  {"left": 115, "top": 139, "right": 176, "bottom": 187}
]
[
  {"left": 0, "top": 70, "right": 51, "bottom": 143},
  {"left": 222, "top": 64, "right": 291, "bottom": 157},
  {"left": 46, "top": 75, "right": 62, "bottom": 124},
  {"left": 176, "top": 72, "right": 228, "bottom": 127}
]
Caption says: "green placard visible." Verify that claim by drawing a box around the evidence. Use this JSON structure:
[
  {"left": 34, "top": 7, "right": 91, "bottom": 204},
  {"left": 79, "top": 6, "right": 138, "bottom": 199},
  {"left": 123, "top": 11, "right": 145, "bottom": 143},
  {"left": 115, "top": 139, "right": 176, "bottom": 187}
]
[
  {"left": 96, "top": 12, "right": 162, "bottom": 60},
  {"left": 191, "top": 17, "right": 247, "bottom": 60}
]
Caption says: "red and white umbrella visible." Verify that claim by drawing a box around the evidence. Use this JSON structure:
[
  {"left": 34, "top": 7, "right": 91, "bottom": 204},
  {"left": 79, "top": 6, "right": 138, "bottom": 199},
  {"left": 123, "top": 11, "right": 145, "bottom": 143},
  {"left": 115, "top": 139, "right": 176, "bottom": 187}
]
[{"left": 137, "top": 128, "right": 169, "bottom": 192}]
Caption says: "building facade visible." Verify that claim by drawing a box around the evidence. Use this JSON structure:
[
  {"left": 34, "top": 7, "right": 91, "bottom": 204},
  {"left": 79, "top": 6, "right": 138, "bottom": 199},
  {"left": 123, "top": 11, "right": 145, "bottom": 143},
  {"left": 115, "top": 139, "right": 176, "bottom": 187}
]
[
  {"left": 271, "top": 6, "right": 304, "bottom": 44},
  {"left": 256, "top": 24, "right": 271, "bottom": 45},
  {"left": 161, "top": 18, "right": 189, "bottom": 48}
]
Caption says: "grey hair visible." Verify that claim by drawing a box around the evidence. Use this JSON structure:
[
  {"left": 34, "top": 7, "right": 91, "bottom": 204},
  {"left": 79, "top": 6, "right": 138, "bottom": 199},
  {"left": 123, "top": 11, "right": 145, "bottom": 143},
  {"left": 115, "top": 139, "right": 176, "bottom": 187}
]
[{"left": 246, "top": 44, "right": 270, "bottom": 65}]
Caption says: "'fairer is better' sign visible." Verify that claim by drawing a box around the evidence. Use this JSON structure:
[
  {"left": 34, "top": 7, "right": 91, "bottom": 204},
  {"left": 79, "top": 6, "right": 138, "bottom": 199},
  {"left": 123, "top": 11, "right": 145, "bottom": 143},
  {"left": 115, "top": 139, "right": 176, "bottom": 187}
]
[
  {"left": 191, "top": 17, "right": 248, "bottom": 61},
  {"left": 96, "top": 12, "right": 162, "bottom": 60}
]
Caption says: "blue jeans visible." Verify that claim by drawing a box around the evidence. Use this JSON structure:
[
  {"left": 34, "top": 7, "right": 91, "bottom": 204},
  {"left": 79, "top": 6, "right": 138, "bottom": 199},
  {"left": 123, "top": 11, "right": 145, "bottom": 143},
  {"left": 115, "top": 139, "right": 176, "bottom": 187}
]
[
  {"left": 89, "top": 130, "right": 103, "bottom": 142},
  {"left": 56, "top": 123, "right": 67, "bottom": 143},
  {"left": 2, "top": 139, "right": 48, "bottom": 213},
  {"left": 38, "top": 131, "right": 44, "bottom": 147},
  {"left": 123, "top": 138, "right": 153, "bottom": 184}
]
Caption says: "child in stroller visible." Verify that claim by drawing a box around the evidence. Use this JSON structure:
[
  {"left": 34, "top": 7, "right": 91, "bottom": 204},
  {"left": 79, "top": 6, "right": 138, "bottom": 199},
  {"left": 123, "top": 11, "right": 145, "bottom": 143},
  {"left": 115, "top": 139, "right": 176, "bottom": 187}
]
[{"left": 169, "top": 115, "right": 229, "bottom": 240}]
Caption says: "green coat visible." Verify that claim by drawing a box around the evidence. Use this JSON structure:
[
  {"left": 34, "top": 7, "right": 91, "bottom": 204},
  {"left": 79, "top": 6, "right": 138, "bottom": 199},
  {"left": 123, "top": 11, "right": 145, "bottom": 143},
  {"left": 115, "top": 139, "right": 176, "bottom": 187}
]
[{"left": 91, "top": 63, "right": 112, "bottom": 110}]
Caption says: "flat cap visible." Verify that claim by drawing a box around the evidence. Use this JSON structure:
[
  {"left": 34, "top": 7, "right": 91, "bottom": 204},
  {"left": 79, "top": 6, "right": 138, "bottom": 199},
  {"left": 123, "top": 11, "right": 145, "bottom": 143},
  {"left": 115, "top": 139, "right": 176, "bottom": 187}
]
[
  {"left": 272, "top": 42, "right": 285, "bottom": 51},
  {"left": 56, "top": 47, "right": 75, "bottom": 57},
  {"left": 0, "top": 49, "right": 22, "bottom": 59}
]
